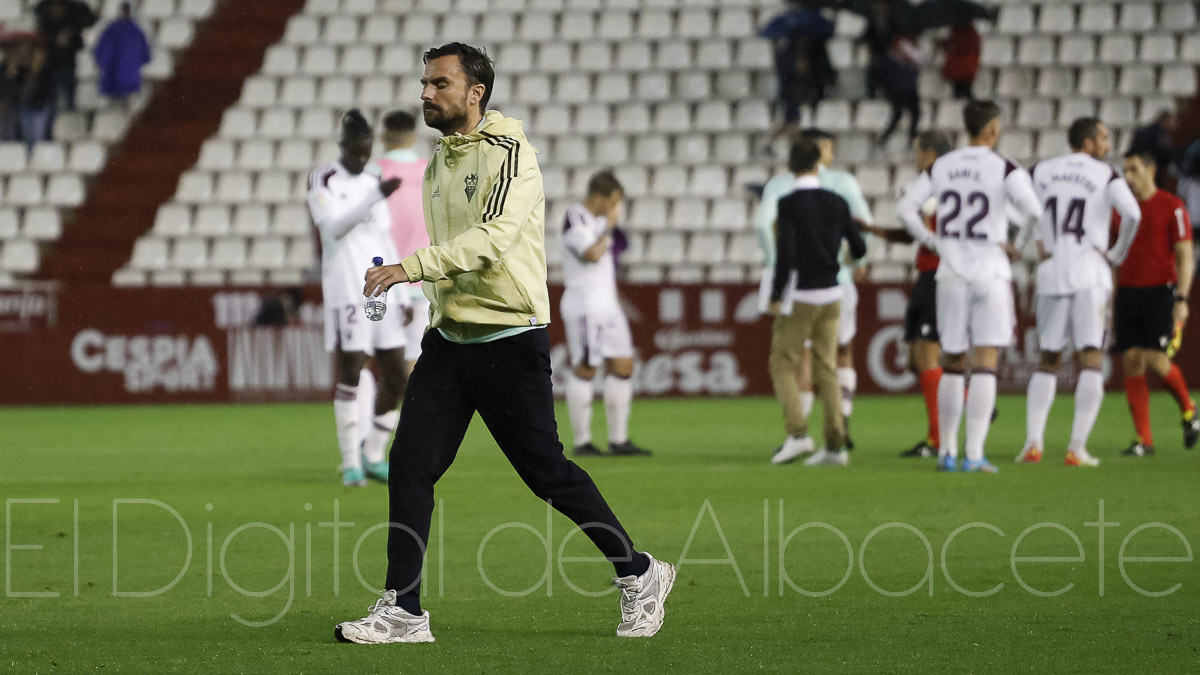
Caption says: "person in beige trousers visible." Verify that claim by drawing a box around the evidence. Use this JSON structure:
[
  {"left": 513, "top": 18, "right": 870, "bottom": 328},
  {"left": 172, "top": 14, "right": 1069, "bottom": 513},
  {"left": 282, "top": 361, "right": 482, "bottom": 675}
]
[{"left": 767, "top": 138, "right": 867, "bottom": 466}]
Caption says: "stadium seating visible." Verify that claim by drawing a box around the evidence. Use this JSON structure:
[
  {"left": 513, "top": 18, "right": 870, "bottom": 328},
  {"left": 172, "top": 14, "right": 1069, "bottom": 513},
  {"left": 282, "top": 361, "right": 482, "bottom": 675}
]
[
  {"left": 100, "top": 0, "right": 1200, "bottom": 287},
  {"left": 0, "top": 0, "right": 217, "bottom": 284}
]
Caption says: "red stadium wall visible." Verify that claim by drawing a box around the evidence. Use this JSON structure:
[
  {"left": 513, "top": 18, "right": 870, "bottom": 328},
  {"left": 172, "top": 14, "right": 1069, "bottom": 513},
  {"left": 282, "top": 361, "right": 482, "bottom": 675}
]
[{"left": 2, "top": 283, "right": 1198, "bottom": 405}]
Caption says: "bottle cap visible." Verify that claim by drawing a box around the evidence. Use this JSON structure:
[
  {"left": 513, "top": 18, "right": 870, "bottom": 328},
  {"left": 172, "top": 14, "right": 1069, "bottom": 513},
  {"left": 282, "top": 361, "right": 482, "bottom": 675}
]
[{"left": 372, "top": 256, "right": 384, "bottom": 266}]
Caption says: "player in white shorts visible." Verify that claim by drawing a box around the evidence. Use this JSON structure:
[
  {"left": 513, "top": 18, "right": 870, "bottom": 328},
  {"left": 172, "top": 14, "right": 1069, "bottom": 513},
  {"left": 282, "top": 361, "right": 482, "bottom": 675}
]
[
  {"left": 561, "top": 171, "right": 651, "bottom": 457},
  {"left": 309, "top": 110, "right": 410, "bottom": 487},
  {"left": 1016, "top": 118, "right": 1142, "bottom": 467},
  {"left": 899, "top": 99, "right": 1042, "bottom": 473}
]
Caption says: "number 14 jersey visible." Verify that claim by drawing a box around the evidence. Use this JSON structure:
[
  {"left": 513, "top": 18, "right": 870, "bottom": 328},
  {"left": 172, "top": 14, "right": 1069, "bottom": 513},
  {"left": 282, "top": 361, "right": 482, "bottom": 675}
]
[{"left": 1031, "top": 153, "right": 1141, "bottom": 295}]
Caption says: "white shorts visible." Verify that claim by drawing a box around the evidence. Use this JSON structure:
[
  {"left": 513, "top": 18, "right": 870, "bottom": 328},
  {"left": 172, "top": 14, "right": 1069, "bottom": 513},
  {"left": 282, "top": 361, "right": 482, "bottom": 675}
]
[
  {"left": 936, "top": 277, "right": 1015, "bottom": 354},
  {"left": 1035, "top": 288, "right": 1109, "bottom": 353},
  {"left": 562, "top": 303, "right": 634, "bottom": 368},
  {"left": 405, "top": 294, "right": 431, "bottom": 361},
  {"left": 324, "top": 295, "right": 406, "bottom": 355},
  {"left": 838, "top": 283, "right": 858, "bottom": 346}
]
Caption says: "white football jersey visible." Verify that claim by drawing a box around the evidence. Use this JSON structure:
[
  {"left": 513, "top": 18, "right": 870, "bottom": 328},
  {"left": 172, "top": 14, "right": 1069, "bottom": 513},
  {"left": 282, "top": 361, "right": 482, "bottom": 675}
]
[
  {"left": 1031, "top": 153, "right": 1141, "bottom": 295},
  {"left": 308, "top": 161, "right": 405, "bottom": 309},
  {"left": 560, "top": 203, "right": 619, "bottom": 311},
  {"left": 900, "top": 146, "right": 1042, "bottom": 282}
]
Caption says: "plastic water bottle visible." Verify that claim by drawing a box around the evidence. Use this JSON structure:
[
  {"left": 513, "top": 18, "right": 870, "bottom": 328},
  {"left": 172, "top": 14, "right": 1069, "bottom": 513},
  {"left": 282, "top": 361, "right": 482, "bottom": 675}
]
[{"left": 364, "top": 257, "right": 387, "bottom": 321}]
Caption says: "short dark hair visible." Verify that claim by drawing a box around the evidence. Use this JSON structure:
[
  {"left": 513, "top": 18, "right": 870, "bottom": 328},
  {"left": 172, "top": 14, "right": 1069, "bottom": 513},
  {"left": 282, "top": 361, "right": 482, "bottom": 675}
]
[
  {"left": 423, "top": 42, "right": 494, "bottom": 112},
  {"left": 799, "top": 128, "right": 833, "bottom": 142},
  {"left": 963, "top": 99, "right": 1001, "bottom": 138},
  {"left": 1123, "top": 148, "right": 1157, "bottom": 167},
  {"left": 587, "top": 170, "right": 624, "bottom": 197},
  {"left": 788, "top": 137, "right": 822, "bottom": 174},
  {"left": 382, "top": 110, "right": 416, "bottom": 135},
  {"left": 915, "top": 130, "right": 952, "bottom": 157},
  {"left": 1067, "top": 117, "right": 1103, "bottom": 150},
  {"left": 340, "top": 109, "right": 372, "bottom": 142}
]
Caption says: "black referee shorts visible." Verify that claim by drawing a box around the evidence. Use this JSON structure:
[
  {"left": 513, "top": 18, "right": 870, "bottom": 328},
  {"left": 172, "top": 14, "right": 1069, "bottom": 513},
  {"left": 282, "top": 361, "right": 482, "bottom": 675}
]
[
  {"left": 904, "top": 270, "right": 939, "bottom": 343},
  {"left": 1111, "top": 285, "right": 1175, "bottom": 353}
]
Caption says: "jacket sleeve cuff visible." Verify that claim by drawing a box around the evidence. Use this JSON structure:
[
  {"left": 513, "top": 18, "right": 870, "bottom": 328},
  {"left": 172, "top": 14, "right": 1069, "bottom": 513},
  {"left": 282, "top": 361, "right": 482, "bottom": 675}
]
[{"left": 400, "top": 255, "right": 424, "bottom": 283}]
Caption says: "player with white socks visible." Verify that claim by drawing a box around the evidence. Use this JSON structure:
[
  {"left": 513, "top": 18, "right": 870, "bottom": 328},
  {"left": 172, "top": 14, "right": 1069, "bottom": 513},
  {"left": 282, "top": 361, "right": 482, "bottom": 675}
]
[
  {"left": 352, "top": 111, "right": 437, "bottom": 482},
  {"left": 1017, "top": 118, "right": 1142, "bottom": 467},
  {"left": 309, "top": 110, "right": 410, "bottom": 487},
  {"left": 899, "top": 99, "right": 1042, "bottom": 472},
  {"left": 561, "top": 171, "right": 650, "bottom": 457}
]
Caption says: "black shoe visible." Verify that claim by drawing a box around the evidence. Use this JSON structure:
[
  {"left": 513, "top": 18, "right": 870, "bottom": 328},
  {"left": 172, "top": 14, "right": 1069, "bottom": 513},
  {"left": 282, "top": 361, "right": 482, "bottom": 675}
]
[
  {"left": 609, "top": 440, "right": 652, "bottom": 456},
  {"left": 843, "top": 418, "right": 854, "bottom": 451},
  {"left": 1183, "top": 415, "right": 1199, "bottom": 449},
  {"left": 899, "top": 440, "right": 937, "bottom": 458},
  {"left": 1122, "top": 441, "right": 1156, "bottom": 457},
  {"left": 574, "top": 442, "right": 606, "bottom": 457}
]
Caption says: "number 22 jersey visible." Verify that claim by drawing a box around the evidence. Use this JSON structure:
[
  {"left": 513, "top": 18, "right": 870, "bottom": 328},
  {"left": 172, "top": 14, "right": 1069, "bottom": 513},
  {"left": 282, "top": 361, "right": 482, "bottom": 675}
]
[{"left": 904, "top": 146, "right": 1042, "bottom": 283}]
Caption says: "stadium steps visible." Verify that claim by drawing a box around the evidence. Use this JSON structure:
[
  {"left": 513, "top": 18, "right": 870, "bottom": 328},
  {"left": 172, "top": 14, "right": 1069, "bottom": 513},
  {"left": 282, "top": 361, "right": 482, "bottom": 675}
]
[{"left": 39, "top": 0, "right": 308, "bottom": 283}]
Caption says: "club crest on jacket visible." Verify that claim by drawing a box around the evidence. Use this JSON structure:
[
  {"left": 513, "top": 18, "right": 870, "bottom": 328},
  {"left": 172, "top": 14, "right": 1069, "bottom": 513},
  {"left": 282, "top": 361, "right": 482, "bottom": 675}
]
[{"left": 464, "top": 173, "right": 478, "bottom": 201}]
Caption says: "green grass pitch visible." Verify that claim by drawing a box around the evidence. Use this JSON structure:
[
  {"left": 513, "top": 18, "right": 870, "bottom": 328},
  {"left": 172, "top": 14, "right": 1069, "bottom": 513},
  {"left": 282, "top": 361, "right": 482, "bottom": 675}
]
[{"left": 2, "top": 393, "right": 1198, "bottom": 673}]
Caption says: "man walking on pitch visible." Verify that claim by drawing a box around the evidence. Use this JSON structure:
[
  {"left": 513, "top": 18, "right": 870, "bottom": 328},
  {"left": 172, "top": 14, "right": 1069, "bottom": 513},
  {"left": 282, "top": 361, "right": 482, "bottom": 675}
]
[
  {"left": 561, "top": 170, "right": 652, "bottom": 457},
  {"left": 1017, "top": 118, "right": 1142, "bottom": 467},
  {"left": 767, "top": 137, "right": 867, "bottom": 467},
  {"left": 1114, "top": 149, "right": 1199, "bottom": 456},
  {"left": 308, "top": 110, "right": 410, "bottom": 487},
  {"left": 338, "top": 43, "right": 673, "bottom": 644},
  {"left": 898, "top": 99, "right": 1042, "bottom": 473}
]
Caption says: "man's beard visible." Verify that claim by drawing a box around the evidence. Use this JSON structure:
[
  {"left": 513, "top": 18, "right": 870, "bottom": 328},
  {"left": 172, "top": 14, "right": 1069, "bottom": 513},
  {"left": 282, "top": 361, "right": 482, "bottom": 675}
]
[{"left": 423, "top": 103, "right": 468, "bottom": 134}]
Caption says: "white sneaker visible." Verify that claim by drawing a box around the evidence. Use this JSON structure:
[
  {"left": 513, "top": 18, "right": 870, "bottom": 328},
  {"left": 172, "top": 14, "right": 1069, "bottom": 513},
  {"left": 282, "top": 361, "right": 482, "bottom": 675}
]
[
  {"left": 803, "top": 448, "right": 849, "bottom": 466},
  {"left": 1065, "top": 448, "right": 1101, "bottom": 467},
  {"left": 771, "top": 435, "right": 815, "bottom": 464},
  {"left": 334, "top": 589, "right": 436, "bottom": 644},
  {"left": 614, "top": 553, "right": 676, "bottom": 638}
]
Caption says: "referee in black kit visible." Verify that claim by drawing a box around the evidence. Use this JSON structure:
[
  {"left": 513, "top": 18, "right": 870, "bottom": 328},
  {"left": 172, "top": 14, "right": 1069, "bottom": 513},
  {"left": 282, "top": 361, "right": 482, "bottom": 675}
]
[{"left": 334, "top": 43, "right": 674, "bottom": 644}]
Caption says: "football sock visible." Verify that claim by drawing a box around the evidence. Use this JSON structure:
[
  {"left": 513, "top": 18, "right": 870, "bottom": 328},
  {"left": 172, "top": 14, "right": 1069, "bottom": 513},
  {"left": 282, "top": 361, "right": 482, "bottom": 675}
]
[
  {"left": 938, "top": 371, "right": 965, "bottom": 459},
  {"left": 565, "top": 372, "right": 594, "bottom": 447},
  {"left": 964, "top": 371, "right": 997, "bottom": 462},
  {"left": 1069, "top": 368, "right": 1104, "bottom": 451},
  {"left": 614, "top": 552, "right": 651, "bottom": 579},
  {"left": 334, "top": 383, "right": 362, "bottom": 470},
  {"left": 363, "top": 410, "right": 399, "bottom": 464},
  {"left": 838, "top": 367, "right": 857, "bottom": 418},
  {"left": 1162, "top": 364, "right": 1195, "bottom": 416},
  {"left": 1125, "top": 375, "right": 1153, "bottom": 444},
  {"left": 919, "top": 367, "right": 942, "bottom": 445},
  {"left": 356, "top": 368, "right": 376, "bottom": 447},
  {"left": 605, "top": 374, "right": 633, "bottom": 445},
  {"left": 1025, "top": 371, "right": 1057, "bottom": 450},
  {"left": 799, "top": 391, "right": 815, "bottom": 422}
]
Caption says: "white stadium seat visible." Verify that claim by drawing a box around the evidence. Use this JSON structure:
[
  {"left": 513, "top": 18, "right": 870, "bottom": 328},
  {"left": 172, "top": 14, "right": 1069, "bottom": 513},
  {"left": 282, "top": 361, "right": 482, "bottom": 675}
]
[
  {"left": 24, "top": 207, "right": 62, "bottom": 240},
  {"left": 0, "top": 143, "right": 27, "bottom": 174}
]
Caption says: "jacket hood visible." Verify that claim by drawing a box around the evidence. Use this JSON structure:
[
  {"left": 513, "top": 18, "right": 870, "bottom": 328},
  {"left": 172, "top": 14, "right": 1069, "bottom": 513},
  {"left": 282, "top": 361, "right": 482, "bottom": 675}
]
[{"left": 438, "top": 110, "right": 529, "bottom": 149}]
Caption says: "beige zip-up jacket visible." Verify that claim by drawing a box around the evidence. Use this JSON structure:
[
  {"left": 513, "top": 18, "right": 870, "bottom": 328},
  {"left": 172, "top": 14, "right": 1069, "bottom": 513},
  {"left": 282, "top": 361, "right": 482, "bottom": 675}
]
[{"left": 399, "top": 110, "right": 550, "bottom": 342}]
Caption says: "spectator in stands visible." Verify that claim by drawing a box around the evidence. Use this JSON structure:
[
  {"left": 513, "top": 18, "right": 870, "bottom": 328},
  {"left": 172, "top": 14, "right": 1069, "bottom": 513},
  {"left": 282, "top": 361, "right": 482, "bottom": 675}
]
[
  {"left": 93, "top": 2, "right": 149, "bottom": 107},
  {"left": 12, "top": 43, "right": 55, "bottom": 154},
  {"left": 876, "top": 33, "right": 922, "bottom": 150},
  {"left": 761, "top": 1, "right": 835, "bottom": 147},
  {"left": 1130, "top": 110, "right": 1179, "bottom": 189},
  {"left": 34, "top": 0, "right": 97, "bottom": 113},
  {"left": 253, "top": 287, "right": 304, "bottom": 327},
  {"left": 938, "top": 19, "right": 980, "bottom": 100},
  {"left": 0, "top": 48, "right": 20, "bottom": 141},
  {"left": 860, "top": 0, "right": 895, "bottom": 100}
]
